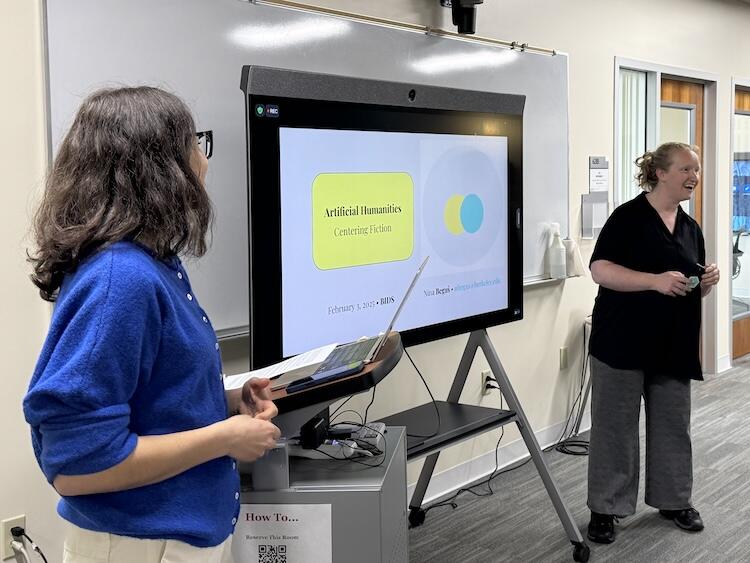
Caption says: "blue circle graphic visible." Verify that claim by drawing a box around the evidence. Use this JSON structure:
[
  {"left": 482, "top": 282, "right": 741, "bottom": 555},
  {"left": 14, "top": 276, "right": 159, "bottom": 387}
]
[{"left": 460, "top": 194, "right": 484, "bottom": 233}]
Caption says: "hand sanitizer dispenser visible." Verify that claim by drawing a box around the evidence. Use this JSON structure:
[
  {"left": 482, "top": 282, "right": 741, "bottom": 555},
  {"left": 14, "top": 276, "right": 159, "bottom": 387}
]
[{"left": 548, "top": 223, "right": 567, "bottom": 280}]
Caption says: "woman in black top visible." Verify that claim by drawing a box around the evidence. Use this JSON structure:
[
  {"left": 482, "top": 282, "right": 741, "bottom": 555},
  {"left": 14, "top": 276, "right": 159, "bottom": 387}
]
[{"left": 586, "top": 142, "right": 720, "bottom": 544}]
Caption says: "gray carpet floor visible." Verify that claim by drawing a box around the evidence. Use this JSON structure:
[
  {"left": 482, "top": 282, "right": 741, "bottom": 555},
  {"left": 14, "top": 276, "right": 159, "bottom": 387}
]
[{"left": 408, "top": 357, "right": 750, "bottom": 563}]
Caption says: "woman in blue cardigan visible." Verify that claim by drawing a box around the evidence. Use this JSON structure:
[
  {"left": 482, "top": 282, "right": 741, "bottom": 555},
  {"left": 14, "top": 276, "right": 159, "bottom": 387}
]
[{"left": 24, "top": 86, "right": 280, "bottom": 562}]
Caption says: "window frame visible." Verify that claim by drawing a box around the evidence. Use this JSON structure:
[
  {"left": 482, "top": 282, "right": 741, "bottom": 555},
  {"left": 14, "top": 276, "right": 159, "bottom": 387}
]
[{"left": 730, "top": 80, "right": 750, "bottom": 329}]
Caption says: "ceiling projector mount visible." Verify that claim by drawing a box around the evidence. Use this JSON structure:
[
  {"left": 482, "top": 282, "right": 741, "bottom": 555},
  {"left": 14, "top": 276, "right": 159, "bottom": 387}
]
[{"left": 440, "top": 0, "right": 483, "bottom": 35}]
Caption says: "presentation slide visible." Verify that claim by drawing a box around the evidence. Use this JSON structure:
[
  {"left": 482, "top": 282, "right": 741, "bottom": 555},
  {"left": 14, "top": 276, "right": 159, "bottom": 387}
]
[{"left": 280, "top": 128, "right": 508, "bottom": 356}]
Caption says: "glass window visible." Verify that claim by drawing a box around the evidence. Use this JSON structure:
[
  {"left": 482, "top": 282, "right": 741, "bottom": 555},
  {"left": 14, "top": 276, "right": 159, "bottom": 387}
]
[
  {"left": 732, "top": 112, "right": 750, "bottom": 319},
  {"left": 618, "top": 69, "right": 647, "bottom": 206},
  {"left": 660, "top": 106, "right": 692, "bottom": 145},
  {"left": 660, "top": 104, "right": 695, "bottom": 215}
]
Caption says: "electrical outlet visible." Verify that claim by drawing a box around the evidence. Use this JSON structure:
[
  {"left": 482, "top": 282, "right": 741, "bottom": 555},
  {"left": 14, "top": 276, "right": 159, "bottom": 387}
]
[
  {"left": 1, "top": 515, "right": 25, "bottom": 560},
  {"left": 559, "top": 346, "right": 568, "bottom": 370},
  {"left": 481, "top": 369, "right": 493, "bottom": 396}
]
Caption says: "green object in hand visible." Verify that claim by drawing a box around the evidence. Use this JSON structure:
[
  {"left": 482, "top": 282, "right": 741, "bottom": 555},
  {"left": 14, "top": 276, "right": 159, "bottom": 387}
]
[{"left": 688, "top": 276, "right": 700, "bottom": 290}]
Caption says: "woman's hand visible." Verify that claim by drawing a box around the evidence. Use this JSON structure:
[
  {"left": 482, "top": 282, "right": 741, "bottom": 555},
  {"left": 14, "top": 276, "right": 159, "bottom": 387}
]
[
  {"left": 240, "top": 378, "right": 278, "bottom": 421},
  {"left": 54, "top": 415, "right": 282, "bottom": 496},
  {"left": 222, "top": 415, "right": 281, "bottom": 463},
  {"left": 652, "top": 271, "right": 689, "bottom": 296},
  {"left": 700, "top": 263, "right": 720, "bottom": 296}
]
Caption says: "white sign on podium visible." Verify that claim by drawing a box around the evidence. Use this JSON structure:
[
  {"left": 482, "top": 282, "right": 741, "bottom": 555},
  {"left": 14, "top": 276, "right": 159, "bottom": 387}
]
[{"left": 233, "top": 504, "right": 332, "bottom": 563}]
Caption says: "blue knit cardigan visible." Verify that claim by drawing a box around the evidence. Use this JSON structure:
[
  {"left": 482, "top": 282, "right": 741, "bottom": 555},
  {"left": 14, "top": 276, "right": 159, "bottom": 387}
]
[{"left": 24, "top": 242, "right": 240, "bottom": 547}]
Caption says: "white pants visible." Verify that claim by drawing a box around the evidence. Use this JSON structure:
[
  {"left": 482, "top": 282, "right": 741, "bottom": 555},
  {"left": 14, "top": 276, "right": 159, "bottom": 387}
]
[{"left": 62, "top": 522, "right": 235, "bottom": 563}]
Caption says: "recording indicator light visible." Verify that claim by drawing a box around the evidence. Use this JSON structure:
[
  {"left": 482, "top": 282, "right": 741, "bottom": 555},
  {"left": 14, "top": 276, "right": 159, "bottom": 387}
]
[{"left": 266, "top": 104, "right": 279, "bottom": 117}]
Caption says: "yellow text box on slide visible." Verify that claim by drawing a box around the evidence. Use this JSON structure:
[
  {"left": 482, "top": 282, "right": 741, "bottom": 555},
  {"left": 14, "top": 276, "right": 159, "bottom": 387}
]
[{"left": 312, "top": 172, "right": 414, "bottom": 270}]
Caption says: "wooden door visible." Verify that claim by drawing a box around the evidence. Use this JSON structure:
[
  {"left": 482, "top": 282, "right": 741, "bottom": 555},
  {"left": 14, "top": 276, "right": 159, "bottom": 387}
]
[
  {"left": 733, "top": 88, "right": 750, "bottom": 358},
  {"left": 661, "top": 78, "right": 704, "bottom": 226}
]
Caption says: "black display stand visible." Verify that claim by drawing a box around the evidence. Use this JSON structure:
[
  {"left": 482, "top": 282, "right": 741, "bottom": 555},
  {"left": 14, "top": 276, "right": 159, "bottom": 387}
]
[{"left": 377, "top": 329, "right": 590, "bottom": 563}]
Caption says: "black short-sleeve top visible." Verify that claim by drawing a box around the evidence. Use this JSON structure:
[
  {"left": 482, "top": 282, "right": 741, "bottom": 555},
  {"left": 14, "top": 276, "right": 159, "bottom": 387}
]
[{"left": 589, "top": 192, "right": 706, "bottom": 380}]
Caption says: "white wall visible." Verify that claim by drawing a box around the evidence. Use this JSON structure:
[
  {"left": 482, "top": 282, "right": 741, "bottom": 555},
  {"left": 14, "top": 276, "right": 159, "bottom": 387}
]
[
  {"left": 0, "top": 0, "right": 68, "bottom": 558},
  {"left": 3, "top": 0, "right": 748, "bottom": 559}
]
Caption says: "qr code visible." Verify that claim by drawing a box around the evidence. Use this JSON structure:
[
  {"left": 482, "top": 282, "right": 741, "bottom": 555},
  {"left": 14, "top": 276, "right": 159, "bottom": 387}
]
[{"left": 258, "top": 544, "right": 287, "bottom": 563}]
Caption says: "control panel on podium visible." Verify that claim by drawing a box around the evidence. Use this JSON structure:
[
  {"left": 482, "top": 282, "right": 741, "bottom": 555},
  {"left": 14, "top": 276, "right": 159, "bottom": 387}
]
[{"left": 270, "top": 331, "right": 403, "bottom": 438}]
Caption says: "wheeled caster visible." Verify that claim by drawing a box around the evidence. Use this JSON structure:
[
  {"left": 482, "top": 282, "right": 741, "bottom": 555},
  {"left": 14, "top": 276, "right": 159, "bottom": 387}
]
[
  {"left": 572, "top": 541, "right": 590, "bottom": 562},
  {"left": 408, "top": 507, "right": 426, "bottom": 528}
]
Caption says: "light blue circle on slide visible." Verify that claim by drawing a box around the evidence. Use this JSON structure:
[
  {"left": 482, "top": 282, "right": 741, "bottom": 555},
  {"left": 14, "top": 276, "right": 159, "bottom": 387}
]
[{"left": 460, "top": 194, "right": 484, "bottom": 233}]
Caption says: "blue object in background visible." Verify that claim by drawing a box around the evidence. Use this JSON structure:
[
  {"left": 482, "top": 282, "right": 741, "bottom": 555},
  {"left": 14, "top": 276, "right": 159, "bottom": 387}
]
[{"left": 732, "top": 159, "right": 750, "bottom": 232}]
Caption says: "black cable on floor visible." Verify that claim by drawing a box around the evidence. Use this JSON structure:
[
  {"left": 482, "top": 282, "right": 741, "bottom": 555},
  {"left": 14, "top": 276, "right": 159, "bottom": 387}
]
[
  {"left": 421, "top": 390, "right": 508, "bottom": 518},
  {"left": 549, "top": 322, "right": 591, "bottom": 456}
]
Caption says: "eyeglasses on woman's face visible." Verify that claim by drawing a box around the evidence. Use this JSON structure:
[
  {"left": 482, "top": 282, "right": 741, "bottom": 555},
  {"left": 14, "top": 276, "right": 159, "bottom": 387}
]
[{"left": 196, "top": 130, "right": 213, "bottom": 159}]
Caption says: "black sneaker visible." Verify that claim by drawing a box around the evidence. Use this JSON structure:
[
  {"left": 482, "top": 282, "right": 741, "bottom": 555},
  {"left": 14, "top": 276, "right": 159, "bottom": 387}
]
[
  {"left": 587, "top": 512, "right": 616, "bottom": 544},
  {"left": 659, "top": 507, "right": 704, "bottom": 532}
]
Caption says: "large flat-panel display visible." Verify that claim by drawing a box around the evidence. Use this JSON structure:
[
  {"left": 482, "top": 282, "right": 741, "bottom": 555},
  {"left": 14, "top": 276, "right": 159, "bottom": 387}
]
[{"left": 242, "top": 67, "right": 524, "bottom": 368}]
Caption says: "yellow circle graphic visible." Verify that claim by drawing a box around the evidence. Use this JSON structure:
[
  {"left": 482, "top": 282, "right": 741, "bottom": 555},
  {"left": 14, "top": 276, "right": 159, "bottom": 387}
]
[{"left": 443, "top": 194, "right": 464, "bottom": 235}]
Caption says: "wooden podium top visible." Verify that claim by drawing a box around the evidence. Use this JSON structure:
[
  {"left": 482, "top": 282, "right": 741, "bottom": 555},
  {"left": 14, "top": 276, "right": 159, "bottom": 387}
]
[{"left": 270, "top": 332, "right": 404, "bottom": 414}]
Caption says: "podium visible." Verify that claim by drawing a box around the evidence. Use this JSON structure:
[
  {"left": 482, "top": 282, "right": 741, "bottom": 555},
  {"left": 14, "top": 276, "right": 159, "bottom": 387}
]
[
  {"left": 237, "top": 335, "right": 408, "bottom": 563},
  {"left": 237, "top": 427, "right": 408, "bottom": 563}
]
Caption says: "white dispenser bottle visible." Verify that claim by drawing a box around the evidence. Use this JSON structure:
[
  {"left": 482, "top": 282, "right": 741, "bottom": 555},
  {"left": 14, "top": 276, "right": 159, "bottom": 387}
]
[{"left": 548, "top": 223, "right": 567, "bottom": 279}]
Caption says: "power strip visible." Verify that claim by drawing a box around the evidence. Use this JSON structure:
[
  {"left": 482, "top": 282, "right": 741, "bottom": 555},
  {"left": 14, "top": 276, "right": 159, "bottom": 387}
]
[
  {"left": 327, "top": 422, "right": 386, "bottom": 453},
  {"left": 288, "top": 439, "right": 374, "bottom": 460},
  {"left": 351, "top": 422, "right": 386, "bottom": 452}
]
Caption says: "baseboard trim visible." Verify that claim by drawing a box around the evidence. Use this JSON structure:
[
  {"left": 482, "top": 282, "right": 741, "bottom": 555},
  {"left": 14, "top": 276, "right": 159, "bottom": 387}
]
[
  {"left": 407, "top": 412, "right": 591, "bottom": 505},
  {"left": 716, "top": 354, "right": 732, "bottom": 374}
]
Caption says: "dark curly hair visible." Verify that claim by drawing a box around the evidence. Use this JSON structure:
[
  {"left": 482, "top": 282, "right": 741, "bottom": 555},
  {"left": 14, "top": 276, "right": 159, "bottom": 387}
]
[{"left": 29, "top": 86, "right": 213, "bottom": 301}]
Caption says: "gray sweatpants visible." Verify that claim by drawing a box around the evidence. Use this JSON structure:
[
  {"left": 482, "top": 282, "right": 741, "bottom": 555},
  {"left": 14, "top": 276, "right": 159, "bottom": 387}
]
[{"left": 587, "top": 356, "right": 693, "bottom": 516}]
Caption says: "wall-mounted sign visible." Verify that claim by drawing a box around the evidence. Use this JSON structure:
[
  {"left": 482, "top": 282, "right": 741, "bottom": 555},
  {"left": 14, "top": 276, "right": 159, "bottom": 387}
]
[{"left": 589, "top": 156, "right": 609, "bottom": 192}]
